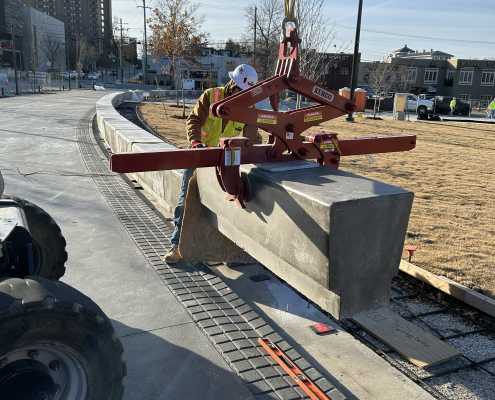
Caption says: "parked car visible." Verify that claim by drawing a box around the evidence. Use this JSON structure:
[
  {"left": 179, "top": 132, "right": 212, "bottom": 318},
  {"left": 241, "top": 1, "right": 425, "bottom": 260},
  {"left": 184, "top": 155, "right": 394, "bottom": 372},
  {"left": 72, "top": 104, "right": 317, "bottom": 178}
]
[
  {"left": 406, "top": 93, "right": 434, "bottom": 115},
  {"left": 433, "top": 96, "right": 470, "bottom": 116},
  {"left": 63, "top": 71, "right": 79, "bottom": 79},
  {"left": 0, "top": 73, "right": 8, "bottom": 85},
  {"left": 87, "top": 72, "right": 101, "bottom": 80}
]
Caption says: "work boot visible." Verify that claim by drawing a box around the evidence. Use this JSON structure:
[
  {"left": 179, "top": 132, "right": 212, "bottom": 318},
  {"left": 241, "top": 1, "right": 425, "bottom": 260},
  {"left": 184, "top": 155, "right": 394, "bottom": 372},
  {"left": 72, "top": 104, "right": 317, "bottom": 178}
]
[{"left": 163, "top": 246, "right": 182, "bottom": 264}]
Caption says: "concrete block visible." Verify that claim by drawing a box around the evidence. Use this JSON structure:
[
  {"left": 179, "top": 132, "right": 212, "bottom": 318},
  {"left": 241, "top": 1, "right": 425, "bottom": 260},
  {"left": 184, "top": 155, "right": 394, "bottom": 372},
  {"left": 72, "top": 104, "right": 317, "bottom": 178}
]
[{"left": 196, "top": 165, "right": 413, "bottom": 319}]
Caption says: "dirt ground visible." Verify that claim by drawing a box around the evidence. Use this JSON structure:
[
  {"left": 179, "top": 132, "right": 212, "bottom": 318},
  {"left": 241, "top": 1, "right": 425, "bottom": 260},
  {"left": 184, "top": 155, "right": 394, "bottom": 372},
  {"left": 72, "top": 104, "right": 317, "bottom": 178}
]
[{"left": 139, "top": 102, "right": 495, "bottom": 296}]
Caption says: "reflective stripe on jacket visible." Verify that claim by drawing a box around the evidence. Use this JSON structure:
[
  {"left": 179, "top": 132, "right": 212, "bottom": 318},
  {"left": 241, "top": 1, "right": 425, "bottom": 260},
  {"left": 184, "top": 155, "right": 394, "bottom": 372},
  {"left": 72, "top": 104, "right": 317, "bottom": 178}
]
[{"left": 200, "top": 87, "right": 245, "bottom": 147}]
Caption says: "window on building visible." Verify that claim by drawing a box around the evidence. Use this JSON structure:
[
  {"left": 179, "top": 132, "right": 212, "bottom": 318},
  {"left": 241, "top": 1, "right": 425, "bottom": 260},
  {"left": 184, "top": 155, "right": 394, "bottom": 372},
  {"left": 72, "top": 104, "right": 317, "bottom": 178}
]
[
  {"left": 446, "top": 70, "right": 455, "bottom": 80},
  {"left": 424, "top": 69, "right": 438, "bottom": 84},
  {"left": 480, "top": 95, "right": 493, "bottom": 108},
  {"left": 459, "top": 69, "right": 474, "bottom": 85},
  {"left": 481, "top": 71, "right": 495, "bottom": 86},
  {"left": 406, "top": 67, "right": 417, "bottom": 82},
  {"left": 458, "top": 94, "right": 470, "bottom": 101}
]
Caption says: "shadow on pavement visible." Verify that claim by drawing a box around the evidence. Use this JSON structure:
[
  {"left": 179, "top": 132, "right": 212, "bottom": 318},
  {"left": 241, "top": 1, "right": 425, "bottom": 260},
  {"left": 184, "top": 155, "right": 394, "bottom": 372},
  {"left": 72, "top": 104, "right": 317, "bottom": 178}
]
[{"left": 112, "top": 320, "right": 254, "bottom": 400}]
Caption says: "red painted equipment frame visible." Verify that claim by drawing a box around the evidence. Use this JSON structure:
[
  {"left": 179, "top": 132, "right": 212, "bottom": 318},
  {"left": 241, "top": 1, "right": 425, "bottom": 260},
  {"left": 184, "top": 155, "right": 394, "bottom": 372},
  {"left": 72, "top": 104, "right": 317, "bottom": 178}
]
[{"left": 110, "top": 18, "right": 416, "bottom": 207}]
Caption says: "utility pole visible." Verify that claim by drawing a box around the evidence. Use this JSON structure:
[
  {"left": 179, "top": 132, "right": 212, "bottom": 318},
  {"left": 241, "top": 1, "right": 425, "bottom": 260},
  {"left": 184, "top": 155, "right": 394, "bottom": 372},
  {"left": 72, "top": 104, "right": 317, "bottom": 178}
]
[
  {"left": 118, "top": 18, "right": 128, "bottom": 83},
  {"left": 137, "top": 0, "right": 151, "bottom": 87},
  {"left": 10, "top": 24, "right": 19, "bottom": 95},
  {"left": 347, "top": 0, "right": 364, "bottom": 122},
  {"left": 32, "top": 25, "right": 38, "bottom": 94},
  {"left": 253, "top": 6, "right": 257, "bottom": 67}
]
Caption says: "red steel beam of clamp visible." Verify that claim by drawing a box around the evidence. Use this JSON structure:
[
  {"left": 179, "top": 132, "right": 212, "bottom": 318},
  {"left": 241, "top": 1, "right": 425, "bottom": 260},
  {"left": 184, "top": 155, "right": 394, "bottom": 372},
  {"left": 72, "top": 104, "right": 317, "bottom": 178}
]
[
  {"left": 110, "top": 135, "right": 416, "bottom": 173},
  {"left": 110, "top": 135, "right": 416, "bottom": 174},
  {"left": 258, "top": 338, "right": 332, "bottom": 400}
]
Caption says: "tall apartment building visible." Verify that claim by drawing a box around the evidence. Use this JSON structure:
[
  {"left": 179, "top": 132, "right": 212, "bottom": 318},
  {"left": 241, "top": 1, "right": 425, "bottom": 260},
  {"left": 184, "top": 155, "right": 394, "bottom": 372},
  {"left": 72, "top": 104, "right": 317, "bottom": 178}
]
[
  {"left": 0, "top": 0, "right": 26, "bottom": 68},
  {"left": 24, "top": 0, "right": 112, "bottom": 69}
]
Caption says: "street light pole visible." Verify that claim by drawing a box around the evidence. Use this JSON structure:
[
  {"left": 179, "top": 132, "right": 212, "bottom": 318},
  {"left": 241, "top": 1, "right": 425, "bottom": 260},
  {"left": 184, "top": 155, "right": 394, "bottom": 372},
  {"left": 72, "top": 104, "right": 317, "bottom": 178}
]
[
  {"left": 137, "top": 0, "right": 150, "bottom": 87},
  {"left": 10, "top": 24, "right": 19, "bottom": 95},
  {"left": 347, "top": 0, "right": 364, "bottom": 122},
  {"left": 253, "top": 6, "right": 257, "bottom": 67}
]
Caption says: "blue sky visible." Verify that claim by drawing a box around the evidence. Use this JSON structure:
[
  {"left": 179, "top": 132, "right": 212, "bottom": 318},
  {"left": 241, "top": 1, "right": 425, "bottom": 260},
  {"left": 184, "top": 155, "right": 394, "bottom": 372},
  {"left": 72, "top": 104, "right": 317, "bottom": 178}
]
[{"left": 114, "top": 0, "right": 495, "bottom": 60}]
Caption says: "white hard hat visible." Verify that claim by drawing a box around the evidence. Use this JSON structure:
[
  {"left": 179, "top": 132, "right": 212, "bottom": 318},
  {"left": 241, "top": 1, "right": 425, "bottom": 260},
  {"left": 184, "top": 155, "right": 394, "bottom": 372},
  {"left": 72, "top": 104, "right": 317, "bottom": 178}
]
[{"left": 228, "top": 64, "right": 258, "bottom": 90}]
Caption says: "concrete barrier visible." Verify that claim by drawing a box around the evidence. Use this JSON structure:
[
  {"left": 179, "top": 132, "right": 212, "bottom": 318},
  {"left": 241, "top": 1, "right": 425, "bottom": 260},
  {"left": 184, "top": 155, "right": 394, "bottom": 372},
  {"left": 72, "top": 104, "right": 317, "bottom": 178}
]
[
  {"left": 97, "top": 92, "right": 414, "bottom": 319},
  {"left": 197, "top": 165, "right": 414, "bottom": 319},
  {"left": 96, "top": 92, "right": 182, "bottom": 213}
]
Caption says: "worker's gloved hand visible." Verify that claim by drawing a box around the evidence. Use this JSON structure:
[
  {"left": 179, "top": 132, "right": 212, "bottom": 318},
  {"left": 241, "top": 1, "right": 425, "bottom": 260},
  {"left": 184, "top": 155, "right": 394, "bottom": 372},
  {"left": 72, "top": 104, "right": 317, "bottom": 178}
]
[{"left": 191, "top": 140, "right": 206, "bottom": 149}]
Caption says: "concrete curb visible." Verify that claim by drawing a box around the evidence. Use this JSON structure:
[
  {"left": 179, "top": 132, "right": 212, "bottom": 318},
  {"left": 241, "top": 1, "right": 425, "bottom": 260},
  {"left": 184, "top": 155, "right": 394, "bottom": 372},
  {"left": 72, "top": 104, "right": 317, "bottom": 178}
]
[{"left": 95, "top": 91, "right": 182, "bottom": 214}]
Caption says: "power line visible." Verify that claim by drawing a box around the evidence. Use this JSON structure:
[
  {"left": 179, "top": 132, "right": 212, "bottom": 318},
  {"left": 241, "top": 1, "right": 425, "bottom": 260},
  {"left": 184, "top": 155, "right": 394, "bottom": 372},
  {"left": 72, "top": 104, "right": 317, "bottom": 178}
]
[{"left": 337, "top": 24, "right": 495, "bottom": 46}]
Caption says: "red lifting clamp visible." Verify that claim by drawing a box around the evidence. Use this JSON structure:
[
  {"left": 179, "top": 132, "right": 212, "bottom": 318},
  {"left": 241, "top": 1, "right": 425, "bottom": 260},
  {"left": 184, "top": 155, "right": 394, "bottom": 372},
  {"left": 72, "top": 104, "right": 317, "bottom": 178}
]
[{"left": 110, "top": 18, "right": 416, "bottom": 207}]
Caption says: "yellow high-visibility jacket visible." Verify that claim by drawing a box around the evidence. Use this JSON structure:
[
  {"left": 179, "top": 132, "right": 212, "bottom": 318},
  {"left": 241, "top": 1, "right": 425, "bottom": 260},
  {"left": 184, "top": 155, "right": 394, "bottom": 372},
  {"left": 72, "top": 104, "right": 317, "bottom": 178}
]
[{"left": 186, "top": 81, "right": 245, "bottom": 147}]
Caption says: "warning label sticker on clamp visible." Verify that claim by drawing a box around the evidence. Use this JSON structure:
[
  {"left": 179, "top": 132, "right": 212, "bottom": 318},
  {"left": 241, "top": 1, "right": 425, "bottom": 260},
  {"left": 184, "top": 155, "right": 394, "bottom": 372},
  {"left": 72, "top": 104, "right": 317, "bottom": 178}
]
[
  {"left": 320, "top": 142, "right": 336, "bottom": 151},
  {"left": 304, "top": 112, "right": 324, "bottom": 123},
  {"left": 224, "top": 148, "right": 241, "bottom": 166},
  {"left": 257, "top": 114, "right": 278, "bottom": 125},
  {"left": 312, "top": 86, "right": 335, "bottom": 103}
]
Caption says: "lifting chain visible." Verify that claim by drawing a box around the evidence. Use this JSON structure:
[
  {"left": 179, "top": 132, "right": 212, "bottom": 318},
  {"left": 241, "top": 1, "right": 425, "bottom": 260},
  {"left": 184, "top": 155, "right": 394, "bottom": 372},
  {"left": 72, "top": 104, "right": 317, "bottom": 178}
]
[{"left": 284, "top": 0, "right": 296, "bottom": 19}]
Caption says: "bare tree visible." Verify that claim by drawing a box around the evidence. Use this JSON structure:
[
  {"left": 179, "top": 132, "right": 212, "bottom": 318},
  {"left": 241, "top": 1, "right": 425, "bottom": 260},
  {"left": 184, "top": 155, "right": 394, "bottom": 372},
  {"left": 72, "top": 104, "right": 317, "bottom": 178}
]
[
  {"left": 294, "top": 0, "right": 341, "bottom": 82},
  {"left": 41, "top": 34, "right": 63, "bottom": 71},
  {"left": 78, "top": 37, "right": 97, "bottom": 72},
  {"left": 245, "top": 0, "right": 283, "bottom": 79},
  {"left": 246, "top": 0, "right": 345, "bottom": 84},
  {"left": 365, "top": 61, "right": 408, "bottom": 117},
  {"left": 149, "top": 0, "right": 207, "bottom": 93}
]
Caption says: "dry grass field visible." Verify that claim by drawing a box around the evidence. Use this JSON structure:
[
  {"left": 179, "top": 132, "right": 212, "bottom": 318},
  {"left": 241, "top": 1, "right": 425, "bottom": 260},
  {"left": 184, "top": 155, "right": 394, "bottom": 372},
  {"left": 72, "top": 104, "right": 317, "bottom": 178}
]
[{"left": 139, "top": 102, "right": 495, "bottom": 296}]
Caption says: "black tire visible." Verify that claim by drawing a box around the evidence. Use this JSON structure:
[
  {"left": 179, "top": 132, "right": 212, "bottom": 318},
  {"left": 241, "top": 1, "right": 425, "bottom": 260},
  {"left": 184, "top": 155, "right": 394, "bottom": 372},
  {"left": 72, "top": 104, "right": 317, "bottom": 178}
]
[
  {"left": 2, "top": 197, "right": 67, "bottom": 280},
  {"left": 0, "top": 277, "right": 126, "bottom": 400},
  {"left": 417, "top": 106, "right": 428, "bottom": 120}
]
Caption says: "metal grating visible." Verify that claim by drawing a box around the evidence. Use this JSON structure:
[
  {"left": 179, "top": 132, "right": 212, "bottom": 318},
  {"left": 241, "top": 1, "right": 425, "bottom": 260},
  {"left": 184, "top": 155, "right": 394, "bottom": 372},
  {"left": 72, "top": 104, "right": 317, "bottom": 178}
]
[{"left": 75, "top": 117, "right": 345, "bottom": 400}]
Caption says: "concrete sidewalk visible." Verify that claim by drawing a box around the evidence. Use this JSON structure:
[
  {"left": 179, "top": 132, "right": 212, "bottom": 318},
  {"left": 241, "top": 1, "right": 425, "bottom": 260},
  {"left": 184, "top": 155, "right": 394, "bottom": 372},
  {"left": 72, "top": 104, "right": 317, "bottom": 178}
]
[{"left": 0, "top": 91, "right": 252, "bottom": 400}]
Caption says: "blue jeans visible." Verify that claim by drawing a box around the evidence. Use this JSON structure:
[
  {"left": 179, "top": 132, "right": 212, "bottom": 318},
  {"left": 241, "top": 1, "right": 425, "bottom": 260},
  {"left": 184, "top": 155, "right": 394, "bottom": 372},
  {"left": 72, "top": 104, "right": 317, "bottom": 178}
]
[{"left": 170, "top": 169, "right": 194, "bottom": 246}]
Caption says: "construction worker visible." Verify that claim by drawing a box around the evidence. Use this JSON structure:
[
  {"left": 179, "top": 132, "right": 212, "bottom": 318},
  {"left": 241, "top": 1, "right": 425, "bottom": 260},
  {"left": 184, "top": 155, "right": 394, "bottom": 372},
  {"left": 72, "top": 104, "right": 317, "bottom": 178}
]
[
  {"left": 164, "top": 64, "right": 259, "bottom": 264},
  {"left": 450, "top": 97, "right": 457, "bottom": 116},
  {"left": 488, "top": 98, "right": 495, "bottom": 119}
]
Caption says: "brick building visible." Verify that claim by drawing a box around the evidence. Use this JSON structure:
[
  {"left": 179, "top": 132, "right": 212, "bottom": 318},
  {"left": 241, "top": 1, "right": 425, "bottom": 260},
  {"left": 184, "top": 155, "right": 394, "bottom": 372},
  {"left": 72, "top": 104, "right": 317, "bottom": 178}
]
[{"left": 359, "top": 45, "right": 495, "bottom": 107}]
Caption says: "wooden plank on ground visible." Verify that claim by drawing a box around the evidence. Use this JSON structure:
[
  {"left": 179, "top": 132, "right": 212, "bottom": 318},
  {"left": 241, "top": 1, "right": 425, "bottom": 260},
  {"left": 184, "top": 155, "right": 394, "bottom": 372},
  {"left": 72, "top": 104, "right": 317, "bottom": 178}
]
[
  {"left": 352, "top": 307, "right": 460, "bottom": 368},
  {"left": 400, "top": 260, "right": 495, "bottom": 319}
]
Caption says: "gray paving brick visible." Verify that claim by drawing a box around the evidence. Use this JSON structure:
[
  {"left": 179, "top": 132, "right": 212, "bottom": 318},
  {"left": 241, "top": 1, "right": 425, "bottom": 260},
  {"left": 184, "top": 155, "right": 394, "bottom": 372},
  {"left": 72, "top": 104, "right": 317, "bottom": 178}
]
[
  {"left": 249, "top": 379, "right": 273, "bottom": 395},
  {"left": 327, "top": 388, "right": 347, "bottom": 400},
  {"left": 225, "top": 350, "right": 247, "bottom": 363},
  {"left": 197, "top": 319, "right": 216, "bottom": 329},
  {"left": 274, "top": 387, "right": 303, "bottom": 400},
  {"left": 222, "top": 324, "right": 242, "bottom": 333},
  {"left": 218, "top": 342, "right": 237, "bottom": 353},
  {"left": 250, "top": 356, "right": 272, "bottom": 369},
  {"left": 211, "top": 334, "right": 230, "bottom": 344},
  {"left": 232, "top": 360, "right": 255, "bottom": 373},
  {"left": 227, "top": 331, "right": 246, "bottom": 341},
  {"left": 240, "top": 369, "right": 264, "bottom": 383},
  {"left": 314, "top": 378, "right": 335, "bottom": 392},
  {"left": 204, "top": 325, "right": 224, "bottom": 336},
  {"left": 235, "top": 339, "right": 254, "bottom": 350},
  {"left": 266, "top": 376, "right": 291, "bottom": 390},
  {"left": 258, "top": 366, "right": 282, "bottom": 379}
]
